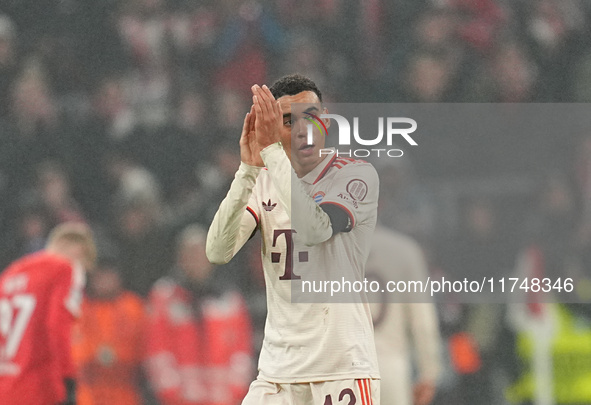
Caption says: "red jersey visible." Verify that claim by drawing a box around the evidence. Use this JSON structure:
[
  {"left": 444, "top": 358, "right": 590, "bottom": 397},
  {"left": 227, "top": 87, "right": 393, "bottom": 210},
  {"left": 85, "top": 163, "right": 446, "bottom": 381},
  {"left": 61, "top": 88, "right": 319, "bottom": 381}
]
[
  {"left": 145, "top": 277, "right": 253, "bottom": 405},
  {"left": 0, "top": 251, "right": 85, "bottom": 405}
]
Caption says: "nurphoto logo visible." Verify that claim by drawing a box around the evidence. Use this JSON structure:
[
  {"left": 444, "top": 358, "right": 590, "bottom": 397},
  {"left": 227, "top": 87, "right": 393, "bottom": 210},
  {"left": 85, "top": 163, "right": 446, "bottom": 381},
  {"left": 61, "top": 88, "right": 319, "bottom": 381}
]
[{"left": 305, "top": 112, "right": 418, "bottom": 158}]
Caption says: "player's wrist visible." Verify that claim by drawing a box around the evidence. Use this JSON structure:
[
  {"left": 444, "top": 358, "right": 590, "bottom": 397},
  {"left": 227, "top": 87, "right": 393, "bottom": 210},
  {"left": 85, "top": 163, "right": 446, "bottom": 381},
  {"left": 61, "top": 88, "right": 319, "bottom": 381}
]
[
  {"left": 238, "top": 161, "right": 263, "bottom": 175},
  {"left": 257, "top": 138, "right": 278, "bottom": 150},
  {"left": 260, "top": 142, "right": 282, "bottom": 154},
  {"left": 240, "top": 157, "right": 263, "bottom": 168},
  {"left": 259, "top": 142, "right": 284, "bottom": 167}
]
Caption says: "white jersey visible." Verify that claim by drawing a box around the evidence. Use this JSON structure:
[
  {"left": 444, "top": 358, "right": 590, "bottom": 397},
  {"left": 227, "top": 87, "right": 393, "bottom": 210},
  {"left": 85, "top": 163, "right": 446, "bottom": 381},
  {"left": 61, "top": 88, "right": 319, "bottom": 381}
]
[
  {"left": 207, "top": 144, "right": 380, "bottom": 383},
  {"left": 366, "top": 225, "right": 442, "bottom": 404}
]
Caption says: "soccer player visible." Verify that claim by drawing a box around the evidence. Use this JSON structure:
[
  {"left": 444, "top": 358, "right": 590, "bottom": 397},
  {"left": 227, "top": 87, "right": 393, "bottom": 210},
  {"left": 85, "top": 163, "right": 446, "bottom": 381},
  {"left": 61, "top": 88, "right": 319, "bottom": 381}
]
[
  {"left": 207, "top": 75, "right": 380, "bottom": 404},
  {"left": 0, "top": 222, "right": 96, "bottom": 405},
  {"left": 366, "top": 224, "right": 442, "bottom": 405}
]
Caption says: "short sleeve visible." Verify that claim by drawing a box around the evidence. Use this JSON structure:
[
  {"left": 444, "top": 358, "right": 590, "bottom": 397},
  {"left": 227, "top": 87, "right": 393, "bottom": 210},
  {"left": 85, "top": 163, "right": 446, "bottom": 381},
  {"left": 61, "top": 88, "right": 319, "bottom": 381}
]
[{"left": 319, "top": 162, "right": 379, "bottom": 231}]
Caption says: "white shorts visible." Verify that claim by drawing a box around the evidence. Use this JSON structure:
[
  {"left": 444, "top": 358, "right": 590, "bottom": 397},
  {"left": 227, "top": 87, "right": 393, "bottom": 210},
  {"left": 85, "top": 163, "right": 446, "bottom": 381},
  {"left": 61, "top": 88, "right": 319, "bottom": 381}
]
[{"left": 241, "top": 377, "right": 379, "bottom": 405}]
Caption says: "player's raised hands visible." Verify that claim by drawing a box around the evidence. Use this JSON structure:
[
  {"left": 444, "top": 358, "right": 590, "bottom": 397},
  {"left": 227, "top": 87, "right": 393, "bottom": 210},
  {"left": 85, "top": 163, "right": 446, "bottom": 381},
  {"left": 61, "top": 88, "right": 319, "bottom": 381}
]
[
  {"left": 252, "top": 84, "right": 282, "bottom": 149},
  {"left": 240, "top": 105, "right": 264, "bottom": 167}
]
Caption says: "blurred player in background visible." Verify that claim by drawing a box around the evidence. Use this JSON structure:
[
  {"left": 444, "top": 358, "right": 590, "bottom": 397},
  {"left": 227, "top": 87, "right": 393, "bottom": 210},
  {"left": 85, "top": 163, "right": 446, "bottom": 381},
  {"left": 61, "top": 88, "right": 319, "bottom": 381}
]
[
  {"left": 72, "top": 258, "right": 145, "bottom": 405},
  {"left": 366, "top": 224, "right": 442, "bottom": 405},
  {"left": 146, "top": 224, "right": 253, "bottom": 405},
  {"left": 207, "top": 75, "right": 380, "bottom": 404},
  {"left": 0, "top": 222, "right": 96, "bottom": 405}
]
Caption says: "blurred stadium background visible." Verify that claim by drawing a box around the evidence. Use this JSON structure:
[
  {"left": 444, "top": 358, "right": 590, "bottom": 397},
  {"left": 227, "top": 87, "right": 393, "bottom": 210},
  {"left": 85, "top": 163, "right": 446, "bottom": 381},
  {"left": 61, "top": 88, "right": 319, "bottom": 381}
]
[{"left": 1, "top": 0, "right": 591, "bottom": 404}]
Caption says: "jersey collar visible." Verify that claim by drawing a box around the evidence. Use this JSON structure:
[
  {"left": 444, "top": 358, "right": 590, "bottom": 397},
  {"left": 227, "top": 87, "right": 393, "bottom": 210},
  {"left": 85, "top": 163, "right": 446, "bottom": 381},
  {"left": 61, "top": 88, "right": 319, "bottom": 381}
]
[{"left": 301, "top": 147, "right": 337, "bottom": 185}]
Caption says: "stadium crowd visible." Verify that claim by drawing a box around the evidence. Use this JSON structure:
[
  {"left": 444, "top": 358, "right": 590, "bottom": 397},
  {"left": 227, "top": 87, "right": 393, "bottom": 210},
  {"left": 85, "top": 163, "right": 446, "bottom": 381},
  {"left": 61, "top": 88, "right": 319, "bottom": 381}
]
[{"left": 1, "top": 0, "right": 591, "bottom": 403}]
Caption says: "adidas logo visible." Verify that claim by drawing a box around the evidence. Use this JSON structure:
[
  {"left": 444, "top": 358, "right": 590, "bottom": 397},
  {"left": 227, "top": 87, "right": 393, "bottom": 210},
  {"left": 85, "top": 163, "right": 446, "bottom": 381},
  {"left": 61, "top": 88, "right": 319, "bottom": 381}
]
[{"left": 262, "top": 199, "right": 277, "bottom": 212}]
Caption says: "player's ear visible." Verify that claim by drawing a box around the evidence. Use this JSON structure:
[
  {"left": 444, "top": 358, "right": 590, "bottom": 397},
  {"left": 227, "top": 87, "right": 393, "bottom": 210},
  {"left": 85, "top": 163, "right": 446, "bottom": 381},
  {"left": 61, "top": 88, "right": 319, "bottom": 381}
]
[{"left": 322, "top": 107, "right": 330, "bottom": 129}]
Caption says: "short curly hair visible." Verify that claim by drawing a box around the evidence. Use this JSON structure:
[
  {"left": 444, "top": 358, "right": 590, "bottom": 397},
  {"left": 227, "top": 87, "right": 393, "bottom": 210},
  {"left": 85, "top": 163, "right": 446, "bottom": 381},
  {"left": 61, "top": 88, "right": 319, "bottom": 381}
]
[{"left": 269, "top": 74, "right": 322, "bottom": 102}]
